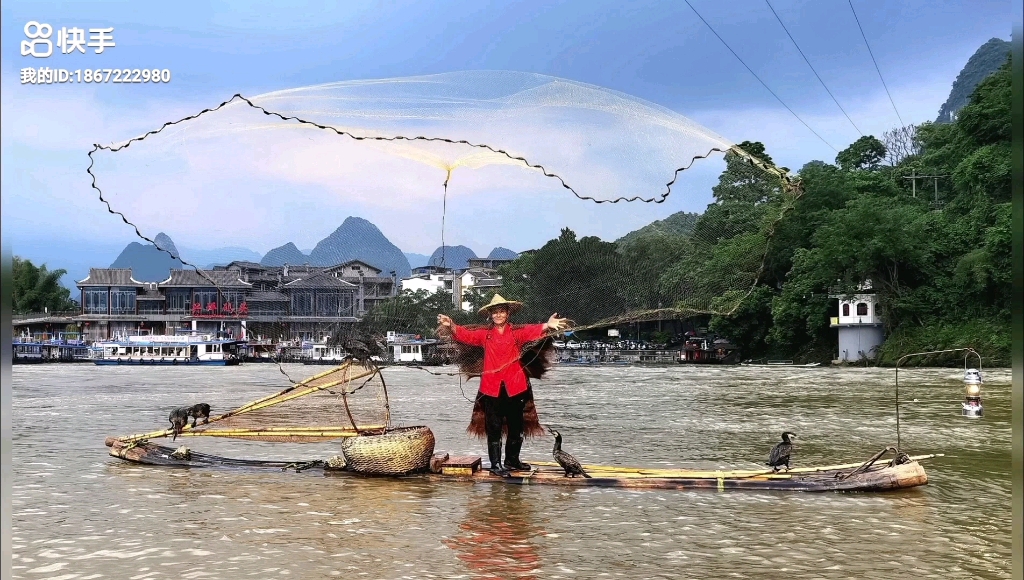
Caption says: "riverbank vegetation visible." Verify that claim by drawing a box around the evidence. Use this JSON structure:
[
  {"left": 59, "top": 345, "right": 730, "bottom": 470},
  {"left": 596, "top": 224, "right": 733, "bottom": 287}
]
[{"left": 11, "top": 257, "right": 78, "bottom": 315}]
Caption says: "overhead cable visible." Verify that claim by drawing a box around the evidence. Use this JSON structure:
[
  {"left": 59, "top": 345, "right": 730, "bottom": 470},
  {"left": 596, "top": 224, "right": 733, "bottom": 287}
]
[
  {"left": 765, "top": 0, "right": 863, "bottom": 136},
  {"left": 847, "top": 0, "right": 904, "bottom": 127},
  {"left": 682, "top": 0, "right": 839, "bottom": 152}
]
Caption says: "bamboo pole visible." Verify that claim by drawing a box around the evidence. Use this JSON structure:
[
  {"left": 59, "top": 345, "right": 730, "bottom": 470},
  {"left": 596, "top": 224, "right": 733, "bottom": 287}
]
[
  {"left": 114, "top": 362, "right": 379, "bottom": 444},
  {"left": 528, "top": 454, "right": 940, "bottom": 479}
]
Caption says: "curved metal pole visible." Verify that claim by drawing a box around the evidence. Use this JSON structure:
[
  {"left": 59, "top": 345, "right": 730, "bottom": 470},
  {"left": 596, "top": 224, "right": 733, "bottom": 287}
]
[{"left": 894, "top": 347, "right": 978, "bottom": 450}]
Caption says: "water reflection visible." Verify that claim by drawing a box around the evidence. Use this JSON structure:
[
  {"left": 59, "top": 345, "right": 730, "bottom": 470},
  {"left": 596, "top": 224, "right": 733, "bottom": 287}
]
[{"left": 445, "top": 486, "right": 543, "bottom": 579}]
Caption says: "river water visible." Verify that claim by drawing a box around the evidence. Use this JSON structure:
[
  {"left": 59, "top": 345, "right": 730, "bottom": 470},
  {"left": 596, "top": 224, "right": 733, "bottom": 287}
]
[{"left": 10, "top": 364, "right": 1012, "bottom": 579}]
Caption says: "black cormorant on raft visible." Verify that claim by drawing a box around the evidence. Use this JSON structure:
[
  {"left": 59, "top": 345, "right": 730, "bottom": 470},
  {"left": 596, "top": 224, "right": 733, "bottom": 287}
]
[
  {"left": 768, "top": 431, "right": 795, "bottom": 472},
  {"left": 548, "top": 428, "right": 591, "bottom": 478}
]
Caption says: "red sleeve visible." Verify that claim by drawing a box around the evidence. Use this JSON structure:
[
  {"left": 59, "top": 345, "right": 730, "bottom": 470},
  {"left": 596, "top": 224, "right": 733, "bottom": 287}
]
[
  {"left": 451, "top": 324, "right": 488, "bottom": 347},
  {"left": 513, "top": 323, "right": 548, "bottom": 344}
]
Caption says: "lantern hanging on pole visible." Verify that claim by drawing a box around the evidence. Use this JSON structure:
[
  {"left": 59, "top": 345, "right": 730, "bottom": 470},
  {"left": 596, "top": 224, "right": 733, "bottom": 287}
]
[{"left": 961, "top": 351, "right": 983, "bottom": 418}]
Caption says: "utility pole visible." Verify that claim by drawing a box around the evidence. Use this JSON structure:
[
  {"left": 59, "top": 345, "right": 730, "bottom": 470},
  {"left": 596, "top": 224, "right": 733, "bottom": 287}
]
[{"left": 903, "top": 173, "right": 949, "bottom": 206}]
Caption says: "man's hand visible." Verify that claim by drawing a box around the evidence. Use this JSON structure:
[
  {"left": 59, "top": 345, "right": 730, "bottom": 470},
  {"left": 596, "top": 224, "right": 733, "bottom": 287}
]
[
  {"left": 545, "top": 313, "right": 569, "bottom": 332},
  {"left": 437, "top": 314, "right": 453, "bottom": 328}
]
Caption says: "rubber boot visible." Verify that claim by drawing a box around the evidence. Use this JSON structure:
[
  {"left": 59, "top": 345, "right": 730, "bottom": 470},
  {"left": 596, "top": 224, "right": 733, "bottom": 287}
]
[
  {"left": 504, "top": 436, "right": 531, "bottom": 471},
  {"left": 487, "top": 440, "right": 508, "bottom": 476}
]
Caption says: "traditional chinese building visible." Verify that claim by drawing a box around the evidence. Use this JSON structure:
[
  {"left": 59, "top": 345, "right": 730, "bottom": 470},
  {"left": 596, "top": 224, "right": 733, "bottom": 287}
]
[{"left": 68, "top": 258, "right": 398, "bottom": 342}]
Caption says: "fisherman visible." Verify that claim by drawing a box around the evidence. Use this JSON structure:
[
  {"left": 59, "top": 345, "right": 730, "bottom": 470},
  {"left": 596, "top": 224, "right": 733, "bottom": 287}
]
[{"left": 437, "top": 295, "right": 569, "bottom": 475}]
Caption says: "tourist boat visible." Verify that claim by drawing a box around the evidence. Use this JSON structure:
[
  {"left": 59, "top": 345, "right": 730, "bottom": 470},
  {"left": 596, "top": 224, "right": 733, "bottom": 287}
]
[
  {"left": 92, "top": 333, "right": 245, "bottom": 365},
  {"left": 302, "top": 342, "right": 351, "bottom": 365},
  {"left": 13, "top": 336, "right": 92, "bottom": 364},
  {"left": 13, "top": 341, "right": 44, "bottom": 364}
]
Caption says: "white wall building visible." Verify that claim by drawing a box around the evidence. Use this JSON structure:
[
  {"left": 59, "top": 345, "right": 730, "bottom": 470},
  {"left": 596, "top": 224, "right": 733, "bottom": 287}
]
[
  {"left": 458, "top": 268, "right": 502, "bottom": 311},
  {"left": 830, "top": 282, "right": 884, "bottom": 362},
  {"left": 401, "top": 273, "right": 451, "bottom": 294}
]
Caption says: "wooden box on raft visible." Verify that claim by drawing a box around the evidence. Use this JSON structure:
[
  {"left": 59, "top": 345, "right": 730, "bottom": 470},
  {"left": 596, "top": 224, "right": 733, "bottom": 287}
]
[{"left": 105, "top": 439, "right": 935, "bottom": 493}]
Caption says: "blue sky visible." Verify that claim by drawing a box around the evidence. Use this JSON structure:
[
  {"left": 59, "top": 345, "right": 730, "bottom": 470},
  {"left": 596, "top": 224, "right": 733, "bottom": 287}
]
[{"left": 0, "top": 0, "right": 1011, "bottom": 280}]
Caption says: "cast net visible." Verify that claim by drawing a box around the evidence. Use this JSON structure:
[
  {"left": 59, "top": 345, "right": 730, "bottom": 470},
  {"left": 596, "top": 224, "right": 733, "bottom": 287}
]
[{"left": 88, "top": 70, "right": 796, "bottom": 413}]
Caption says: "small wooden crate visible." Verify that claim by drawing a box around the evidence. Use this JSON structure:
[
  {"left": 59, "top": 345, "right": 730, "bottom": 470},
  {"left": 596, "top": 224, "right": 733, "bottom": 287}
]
[{"left": 441, "top": 455, "right": 482, "bottom": 476}]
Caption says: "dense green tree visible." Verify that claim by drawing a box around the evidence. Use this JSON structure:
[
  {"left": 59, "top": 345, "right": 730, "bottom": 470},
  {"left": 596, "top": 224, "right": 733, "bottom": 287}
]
[
  {"left": 364, "top": 288, "right": 470, "bottom": 336},
  {"left": 12, "top": 257, "right": 77, "bottom": 314},
  {"left": 528, "top": 228, "right": 626, "bottom": 325},
  {"left": 835, "top": 135, "right": 887, "bottom": 171}
]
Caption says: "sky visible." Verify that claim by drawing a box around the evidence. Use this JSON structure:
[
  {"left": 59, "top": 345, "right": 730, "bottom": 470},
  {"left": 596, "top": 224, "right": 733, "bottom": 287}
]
[{"left": 0, "top": 0, "right": 1012, "bottom": 280}]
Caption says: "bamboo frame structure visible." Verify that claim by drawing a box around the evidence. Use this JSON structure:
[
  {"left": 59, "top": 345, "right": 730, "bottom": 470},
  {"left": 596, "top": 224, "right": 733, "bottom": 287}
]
[{"left": 113, "top": 362, "right": 381, "bottom": 444}]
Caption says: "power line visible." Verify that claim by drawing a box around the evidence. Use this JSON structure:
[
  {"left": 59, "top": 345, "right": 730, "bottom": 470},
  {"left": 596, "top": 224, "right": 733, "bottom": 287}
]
[
  {"left": 847, "top": 0, "right": 904, "bottom": 127},
  {"left": 682, "top": 0, "right": 839, "bottom": 153},
  {"left": 764, "top": 0, "right": 863, "bottom": 136}
]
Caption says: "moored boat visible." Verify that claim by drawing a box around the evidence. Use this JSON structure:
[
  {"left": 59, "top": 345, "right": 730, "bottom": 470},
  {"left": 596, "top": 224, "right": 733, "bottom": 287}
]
[
  {"left": 92, "top": 333, "right": 245, "bottom": 365},
  {"left": 301, "top": 341, "right": 351, "bottom": 365}
]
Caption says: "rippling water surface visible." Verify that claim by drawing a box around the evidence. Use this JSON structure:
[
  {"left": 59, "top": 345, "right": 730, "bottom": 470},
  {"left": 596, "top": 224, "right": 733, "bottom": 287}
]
[{"left": 11, "top": 364, "right": 1012, "bottom": 579}]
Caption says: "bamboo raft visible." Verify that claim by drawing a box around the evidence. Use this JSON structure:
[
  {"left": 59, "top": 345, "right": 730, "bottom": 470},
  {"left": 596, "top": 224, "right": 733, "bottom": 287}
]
[{"left": 106, "top": 439, "right": 936, "bottom": 493}]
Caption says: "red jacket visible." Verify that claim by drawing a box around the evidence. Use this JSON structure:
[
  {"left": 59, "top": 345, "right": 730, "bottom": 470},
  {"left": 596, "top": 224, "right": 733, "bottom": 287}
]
[{"left": 451, "top": 323, "right": 547, "bottom": 397}]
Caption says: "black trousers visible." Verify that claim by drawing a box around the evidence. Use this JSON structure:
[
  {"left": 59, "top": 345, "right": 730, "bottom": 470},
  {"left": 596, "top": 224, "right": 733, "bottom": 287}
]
[{"left": 479, "top": 382, "right": 529, "bottom": 442}]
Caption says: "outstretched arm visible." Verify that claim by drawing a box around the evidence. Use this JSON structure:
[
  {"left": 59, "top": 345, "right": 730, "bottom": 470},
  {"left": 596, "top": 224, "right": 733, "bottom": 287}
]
[
  {"left": 437, "top": 314, "right": 487, "bottom": 346},
  {"left": 516, "top": 313, "right": 571, "bottom": 342}
]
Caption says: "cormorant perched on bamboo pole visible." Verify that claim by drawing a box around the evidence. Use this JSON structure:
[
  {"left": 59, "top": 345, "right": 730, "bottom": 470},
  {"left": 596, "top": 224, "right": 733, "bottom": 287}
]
[
  {"left": 767, "top": 432, "right": 796, "bottom": 472},
  {"left": 547, "top": 428, "right": 590, "bottom": 478}
]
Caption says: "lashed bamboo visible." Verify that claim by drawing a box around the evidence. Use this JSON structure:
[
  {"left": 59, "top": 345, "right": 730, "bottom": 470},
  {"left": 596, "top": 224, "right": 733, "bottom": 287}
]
[{"left": 528, "top": 454, "right": 940, "bottom": 479}]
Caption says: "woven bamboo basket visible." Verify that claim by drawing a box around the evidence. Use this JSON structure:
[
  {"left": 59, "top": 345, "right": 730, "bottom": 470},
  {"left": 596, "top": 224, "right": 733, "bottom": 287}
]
[{"left": 340, "top": 426, "right": 436, "bottom": 475}]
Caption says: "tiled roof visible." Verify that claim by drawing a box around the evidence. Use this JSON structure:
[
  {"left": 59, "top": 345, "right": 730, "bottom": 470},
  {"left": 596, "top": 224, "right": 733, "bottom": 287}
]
[
  {"left": 245, "top": 291, "right": 289, "bottom": 302},
  {"left": 77, "top": 268, "right": 142, "bottom": 287},
  {"left": 136, "top": 292, "right": 166, "bottom": 300},
  {"left": 283, "top": 272, "right": 358, "bottom": 290},
  {"left": 161, "top": 269, "right": 252, "bottom": 288},
  {"left": 323, "top": 260, "right": 383, "bottom": 275},
  {"left": 223, "top": 261, "right": 264, "bottom": 269}
]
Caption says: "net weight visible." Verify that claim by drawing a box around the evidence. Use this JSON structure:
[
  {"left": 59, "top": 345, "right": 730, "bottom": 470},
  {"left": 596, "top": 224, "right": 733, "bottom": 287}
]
[{"left": 78, "top": 69, "right": 171, "bottom": 83}]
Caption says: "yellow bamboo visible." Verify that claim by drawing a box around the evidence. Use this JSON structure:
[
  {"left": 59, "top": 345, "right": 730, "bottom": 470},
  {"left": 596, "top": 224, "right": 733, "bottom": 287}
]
[
  {"left": 529, "top": 454, "right": 940, "bottom": 479},
  {"left": 212, "top": 363, "right": 353, "bottom": 419},
  {"left": 225, "top": 366, "right": 375, "bottom": 415},
  {"left": 115, "top": 363, "right": 379, "bottom": 444},
  {"left": 120, "top": 424, "right": 387, "bottom": 441}
]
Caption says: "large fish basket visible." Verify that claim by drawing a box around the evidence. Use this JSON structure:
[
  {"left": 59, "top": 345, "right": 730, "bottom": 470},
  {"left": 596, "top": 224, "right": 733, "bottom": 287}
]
[{"left": 340, "top": 426, "right": 436, "bottom": 475}]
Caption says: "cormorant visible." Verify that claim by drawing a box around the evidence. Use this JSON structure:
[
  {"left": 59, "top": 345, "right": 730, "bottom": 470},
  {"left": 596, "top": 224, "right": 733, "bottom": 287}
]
[
  {"left": 330, "top": 330, "right": 387, "bottom": 369},
  {"left": 767, "top": 431, "right": 796, "bottom": 471},
  {"left": 547, "top": 428, "right": 591, "bottom": 478},
  {"left": 188, "top": 403, "right": 211, "bottom": 428},
  {"left": 168, "top": 407, "right": 190, "bottom": 441}
]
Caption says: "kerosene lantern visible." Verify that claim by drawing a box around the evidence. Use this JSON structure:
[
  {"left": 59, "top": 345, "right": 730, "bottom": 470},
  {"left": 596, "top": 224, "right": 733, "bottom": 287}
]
[{"left": 961, "top": 368, "right": 983, "bottom": 418}]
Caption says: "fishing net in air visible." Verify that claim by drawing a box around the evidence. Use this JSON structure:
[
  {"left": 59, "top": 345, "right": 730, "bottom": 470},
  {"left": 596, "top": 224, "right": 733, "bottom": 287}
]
[{"left": 86, "top": 70, "right": 797, "bottom": 370}]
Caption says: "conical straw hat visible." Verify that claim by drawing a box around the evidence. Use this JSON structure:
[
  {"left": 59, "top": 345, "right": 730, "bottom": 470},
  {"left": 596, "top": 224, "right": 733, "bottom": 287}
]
[{"left": 478, "top": 294, "right": 523, "bottom": 315}]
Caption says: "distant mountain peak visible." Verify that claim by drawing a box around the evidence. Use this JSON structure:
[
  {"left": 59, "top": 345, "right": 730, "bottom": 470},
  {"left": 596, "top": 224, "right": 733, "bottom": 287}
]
[
  {"left": 616, "top": 211, "right": 700, "bottom": 246},
  {"left": 307, "top": 216, "right": 411, "bottom": 277},
  {"left": 261, "top": 242, "right": 308, "bottom": 267},
  {"left": 428, "top": 245, "right": 477, "bottom": 269},
  {"left": 487, "top": 247, "right": 519, "bottom": 260},
  {"left": 110, "top": 234, "right": 185, "bottom": 282},
  {"left": 153, "top": 232, "right": 179, "bottom": 257},
  {"left": 937, "top": 38, "right": 1011, "bottom": 124}
]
